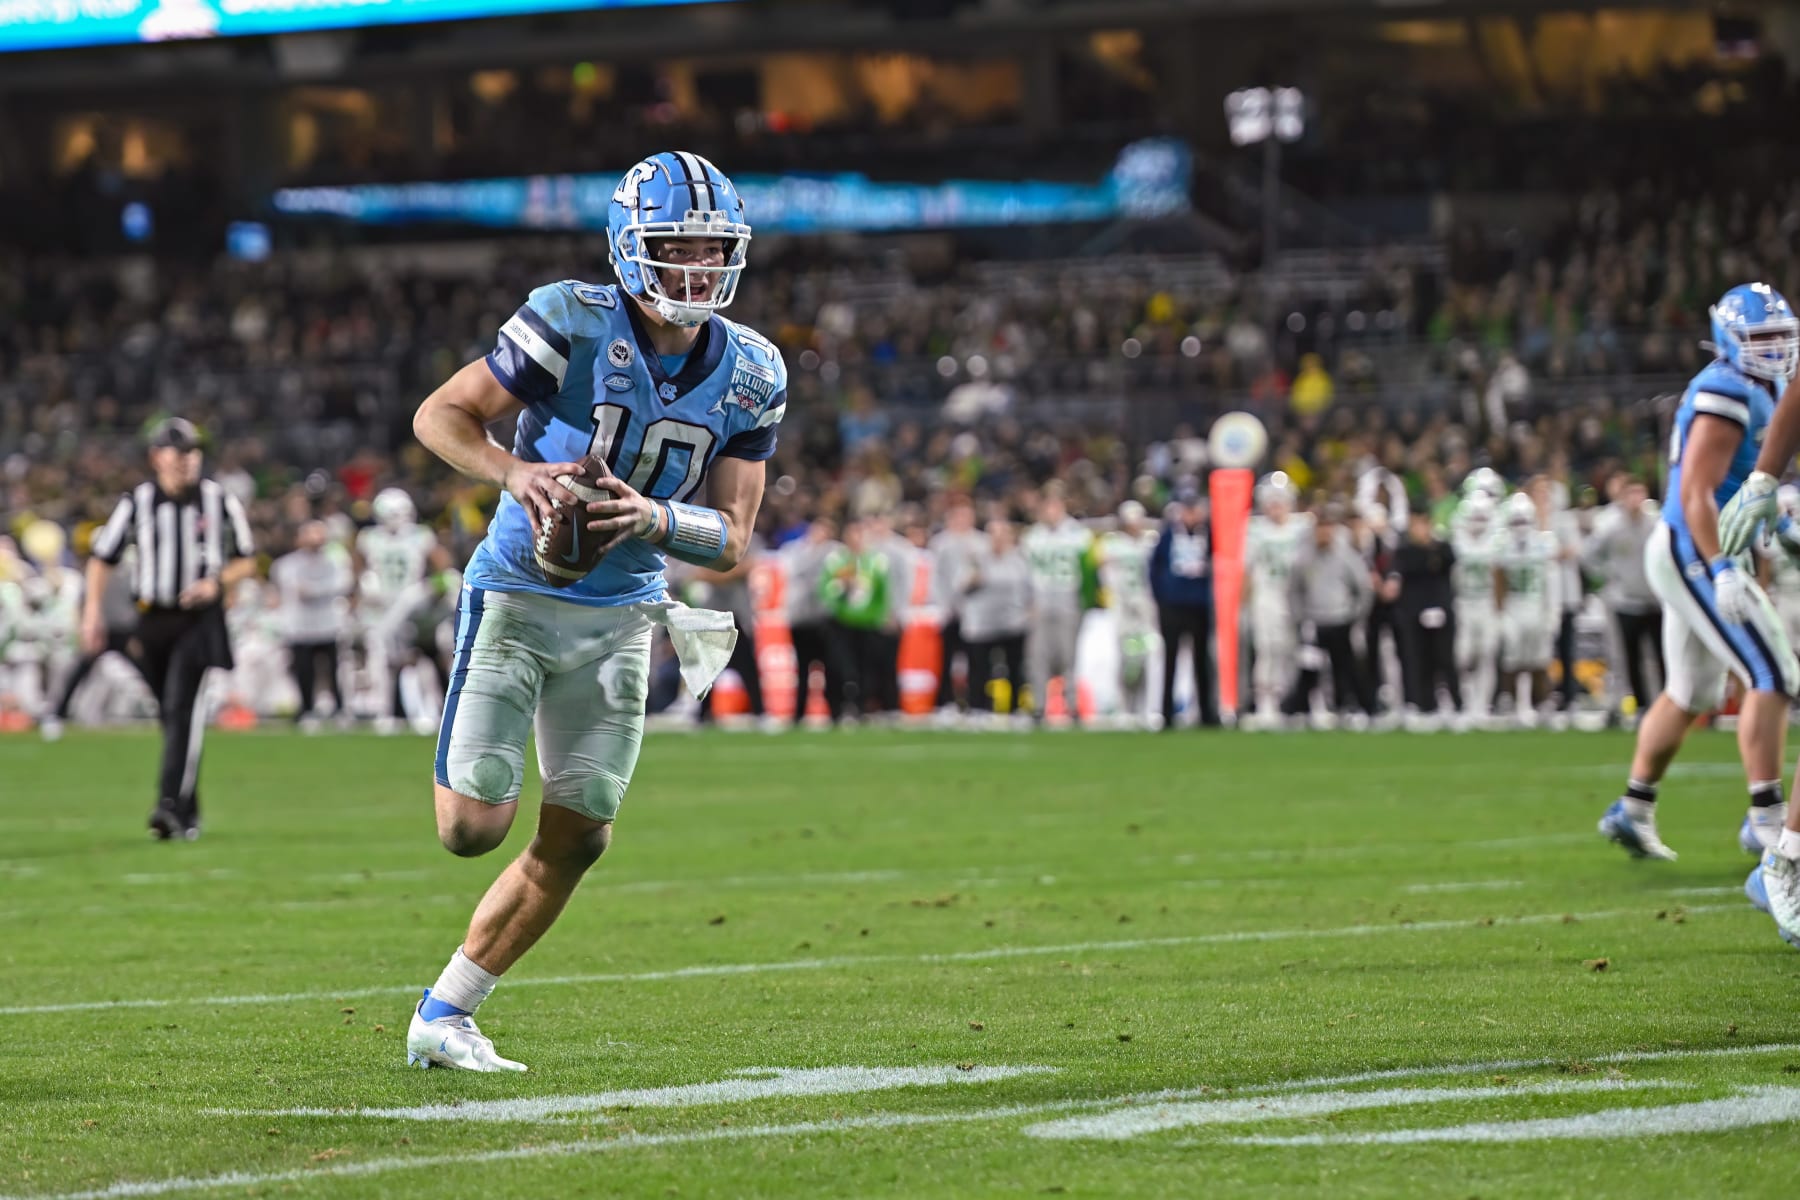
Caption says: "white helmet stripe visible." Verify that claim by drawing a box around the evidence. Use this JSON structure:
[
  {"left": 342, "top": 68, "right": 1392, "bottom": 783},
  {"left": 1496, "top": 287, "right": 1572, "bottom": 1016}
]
[{"left": 674, "top": 151, "right": 716, "bottom": 210}]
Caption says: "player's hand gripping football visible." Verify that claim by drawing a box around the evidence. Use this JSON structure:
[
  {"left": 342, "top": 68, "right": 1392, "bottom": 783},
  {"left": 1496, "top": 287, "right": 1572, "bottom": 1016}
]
[
  {"left": 1718, "top": 470, "right": 1780, "bottom": 557},
  {"left": 583, "top": 464, "right": 660, "bottom": 554},
  {"left": 503, "top": 458, "right": 586, "bottom": 537}
]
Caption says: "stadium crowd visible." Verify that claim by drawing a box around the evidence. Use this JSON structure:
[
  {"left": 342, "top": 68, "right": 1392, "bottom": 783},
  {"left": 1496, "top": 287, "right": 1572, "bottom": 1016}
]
[{"left": 15, "top": 164, "right": 1800, "bottom": 733}]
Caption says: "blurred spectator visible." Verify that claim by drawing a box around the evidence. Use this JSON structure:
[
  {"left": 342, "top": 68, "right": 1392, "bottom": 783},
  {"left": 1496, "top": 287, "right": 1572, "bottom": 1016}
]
[
  {"left": 1285, "top": 505, "right": 1376, "bottom": 720},
  {"left": 929, "top": 498, "right": 983, "bottom": 714},
  {"left": 783, "top": 517, "right": 845, "bottom": 725},
  {"left": 1022, "top": 487, "right": 1090, "bottom": 724},
  {"left": 1150, "top": 486, "right": 1218, "bottom": 728},
  {"left": 1582, "top": 475, "right": 1662, "bottom": 720},
  {"left": 1389, "top": 509, "right": 1462, "bottom": 722},
  {"left": 960, "top": 519, "right": 1032, "bottom": 717},
  {"left": 1289, "top": 354, "right": 1334, "bottom": 419},
  {"left": 819, "top": 518, "right": 893, "bottom": 719},
  {"left": 270, "top": 520, "right": 351, "bottom": 729}
]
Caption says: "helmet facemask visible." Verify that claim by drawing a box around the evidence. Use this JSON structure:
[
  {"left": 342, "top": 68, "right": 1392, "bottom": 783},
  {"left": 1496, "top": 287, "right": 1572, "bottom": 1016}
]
[
  {"left": 614, "top": 217, "right": 751, "bottom": 328},
  {"left": 1710, "top": 300, "right": 1800, "bottom": 383}
]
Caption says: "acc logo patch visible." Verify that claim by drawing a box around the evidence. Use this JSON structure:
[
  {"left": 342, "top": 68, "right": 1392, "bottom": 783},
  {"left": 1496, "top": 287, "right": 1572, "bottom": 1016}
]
[
  {"left": 1686, "top": 560, "right": 1706, "bottom": 580},
  {"left": 603, "top": 373, "right": 634, "bottom": 392},
  {"left": 608, "top": 339, "right": 634, "bottom": 369}
]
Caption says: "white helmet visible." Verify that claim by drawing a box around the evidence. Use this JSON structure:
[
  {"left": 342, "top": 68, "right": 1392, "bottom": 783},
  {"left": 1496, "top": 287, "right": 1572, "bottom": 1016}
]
[
  {"left": 1458, "top": 492, "right": 1495, "bottom": 533},
  {"left": 1504, "top": 492, "right": 1536, "bottom": 528},
  {"left": 1462, "top": 467, "right": 1506, "bottom": 502},
  {"left": 1780, "top": 484, "right": 1800, "bottom": 523},
  {"left": 1256, "top": 471, "right": 1298, "bottom": 511},
  {"left": 373, "top": 488, "right": 416, "bottom": 529}
]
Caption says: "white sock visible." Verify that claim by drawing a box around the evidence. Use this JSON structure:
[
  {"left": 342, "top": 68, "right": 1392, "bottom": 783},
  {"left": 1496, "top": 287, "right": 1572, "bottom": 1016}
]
[
  {"left": 430, "top": 946, "right": 501, "bottom": 1014},
  {"left": 1779, "top": 829, "right": 1800, "bottom": 861},
  {"left": 1623, "top": 798, "right": 1654, "bottom": 823}
]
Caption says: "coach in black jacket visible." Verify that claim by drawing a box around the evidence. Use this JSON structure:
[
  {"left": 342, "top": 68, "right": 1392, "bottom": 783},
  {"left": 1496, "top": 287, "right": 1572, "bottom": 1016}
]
[
  {"left": 1387, "top": 509, "right": 1463, "bottom": 719},
  {"left": 1150, "top": 486, "right": 1220, "bottom": 728},
  {"left": 83, "top": 419, "right": 256, "bottom": 840}
]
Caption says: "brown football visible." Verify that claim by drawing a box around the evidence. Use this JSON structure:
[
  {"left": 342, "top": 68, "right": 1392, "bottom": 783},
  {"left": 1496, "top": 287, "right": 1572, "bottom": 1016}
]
[{"left": 534, "top": 454, "right": 618, "bottom": 587}]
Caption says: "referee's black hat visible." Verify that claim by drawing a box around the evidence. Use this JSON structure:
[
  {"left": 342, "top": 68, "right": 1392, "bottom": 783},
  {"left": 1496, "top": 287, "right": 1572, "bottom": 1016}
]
[{"left": 147, "top": 417, "right": 202, "bottom": 452}]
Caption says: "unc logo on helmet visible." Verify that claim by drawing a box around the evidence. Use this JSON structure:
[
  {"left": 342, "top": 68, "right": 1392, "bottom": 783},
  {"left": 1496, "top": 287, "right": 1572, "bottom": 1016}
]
[
  {"left": 1710, "top": 282, "right": 1800, "bottom": 383},
  {"left": 607, "top": 151, "right": 752, "bottom": 329}
]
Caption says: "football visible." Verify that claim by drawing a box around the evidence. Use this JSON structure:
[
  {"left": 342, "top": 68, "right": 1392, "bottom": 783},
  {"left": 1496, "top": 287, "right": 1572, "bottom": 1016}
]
[{"left": 533, "top": 454, "right": 618, "bottom": 586}]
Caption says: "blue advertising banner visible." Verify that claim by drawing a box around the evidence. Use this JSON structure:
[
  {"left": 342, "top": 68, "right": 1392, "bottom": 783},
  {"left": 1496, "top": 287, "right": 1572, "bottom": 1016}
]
[
  {"left": 0, "top": 0, "right": 724, "bottom": 54},
  {"left": 271, "top": 140, "right": 1193, "bottom": 234}
]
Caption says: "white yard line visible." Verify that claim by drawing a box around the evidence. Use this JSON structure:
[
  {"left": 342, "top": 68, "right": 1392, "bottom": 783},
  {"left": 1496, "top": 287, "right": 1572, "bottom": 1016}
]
[
  {"left": 1232, "top": 1085, "right": 1800, "bottom": 1146},
  {"left": 1402, "top": 880, "right": 1524, "bottom": 894},
  {"left": 1023, "top": 1078, "right": 1679, "bottom": 1140},
  {"left": 0, "top": 904, "right": 1743, "bottom": 1017},
  {"left": 216, "top": 1065, "right": 1059, "bottom": 1123},
  {"left": 9, "top": 1045, "right": 1799, "bottom": 1200}
]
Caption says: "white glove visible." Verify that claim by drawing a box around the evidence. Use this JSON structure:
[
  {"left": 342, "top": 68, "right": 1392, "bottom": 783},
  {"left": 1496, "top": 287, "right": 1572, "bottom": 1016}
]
[
  {"left": 1719, "top": 470, "right": 1780, "bottom": 557},
  {"left": 1710, "top": 556, "right": 1757, "bottom": 625}
]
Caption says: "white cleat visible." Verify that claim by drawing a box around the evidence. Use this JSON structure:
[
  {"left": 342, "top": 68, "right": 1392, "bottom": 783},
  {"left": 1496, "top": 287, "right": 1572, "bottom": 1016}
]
[
  {"left": 1741, "top": 804, "right": 1788, "bottom": 855},
  {"left": 1597, "top": 800, "right": 1679, "bottom": 861},
  {"left": 406, "top": 992, "right": 527, "bottom": 1072},
  {"left": 1760, "top": 850, "right": 1800, "bottom": 947}
]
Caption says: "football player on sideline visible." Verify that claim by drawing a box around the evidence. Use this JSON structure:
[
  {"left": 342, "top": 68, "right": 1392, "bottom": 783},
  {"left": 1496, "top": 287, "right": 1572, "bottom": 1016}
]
[
  {"left": 1601, "top": 284, "right": 1800, "bottom": 875},
  {"left": 357, "top": 488, "right": 446, "bottom": 733},
  {"left": 405, "top": 151, "right": 783, "bottom": 1070}
]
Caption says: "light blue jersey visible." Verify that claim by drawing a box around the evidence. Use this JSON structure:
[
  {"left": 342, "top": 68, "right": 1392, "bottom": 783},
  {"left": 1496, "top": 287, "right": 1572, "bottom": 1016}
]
[
  {"left": 1663, "top": 359, "right": 1775, "bottom": 557},
  {"left": 465, "top": 279, "right": 786, "bottom": 606}
]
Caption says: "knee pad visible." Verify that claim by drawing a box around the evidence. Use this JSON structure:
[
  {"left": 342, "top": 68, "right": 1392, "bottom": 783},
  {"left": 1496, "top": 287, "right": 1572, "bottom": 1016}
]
[
  {"left": 449, "top": 753, "right": 519, "bottom": 806},
  {"left": 542, "top": 770, "right": 626, "bottom": 824}
]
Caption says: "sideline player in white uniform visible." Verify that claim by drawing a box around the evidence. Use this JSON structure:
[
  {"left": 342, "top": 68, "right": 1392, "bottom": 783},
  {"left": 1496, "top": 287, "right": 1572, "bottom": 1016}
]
[
  {"left": 406, "top": 151, "right": 782, "bottom": 1069},
  {"left": 357, "top": 488, "right": 444, "bottom": 732},
  {"left": 1450, "top": 493, "right": 1500, "bottom": 719},
  {"left": 1601, "top": 284, "right": 1800, "bottom": 873},
  {"left": 1096, "top": 500, "right": 1160, "bottom": 725},
  {"left": 1493, "top": 493, "right": 1556, "bottom": 724},
  {"left": 1021, "top": 489, "right": 1091, "bottom": 723},
  {"left": 1244, "top": 472, "right": 1310, "bottom": 725}
]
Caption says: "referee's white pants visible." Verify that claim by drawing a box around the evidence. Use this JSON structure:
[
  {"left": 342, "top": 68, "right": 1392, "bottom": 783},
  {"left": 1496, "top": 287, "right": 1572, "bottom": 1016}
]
[{"left": 1644, "top": 522, "right": 1799, "bottom": 712}]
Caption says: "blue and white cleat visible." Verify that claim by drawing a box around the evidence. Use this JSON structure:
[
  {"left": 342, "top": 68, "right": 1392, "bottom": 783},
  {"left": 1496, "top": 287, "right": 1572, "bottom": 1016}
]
[
  {"left": 1745, "top": 861, "right": 1800, "bottom": 949},
  {"left": 405, "top": 989, "right": 528, "bottom": 1072},
  {"left": 1758, "top": 850, "right": 1800, "bottom": 951},
  {"left": 1739, "top": 804, "right": 1787, "bottom": 855},
  {"left": 1598, "top": 799, "right": 1678, "bottom": 861}
]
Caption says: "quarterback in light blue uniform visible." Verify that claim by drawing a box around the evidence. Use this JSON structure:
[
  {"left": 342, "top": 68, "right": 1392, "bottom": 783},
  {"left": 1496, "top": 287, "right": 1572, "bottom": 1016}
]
[
  {"left": 1601, "top": 283, "right": 1800, "bottom": 867},
  {"left": 404, "top": 151, "right": 782, "bottom": 1071},
  {"left": 467, "top": 276, "right": 785, "bottom": 606}
]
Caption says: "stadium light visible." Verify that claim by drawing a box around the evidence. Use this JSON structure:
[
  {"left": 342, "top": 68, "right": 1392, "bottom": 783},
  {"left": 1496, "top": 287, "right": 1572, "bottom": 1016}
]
[{"left": 1224, "top": 87, "right": 1306, "bottom": 278}]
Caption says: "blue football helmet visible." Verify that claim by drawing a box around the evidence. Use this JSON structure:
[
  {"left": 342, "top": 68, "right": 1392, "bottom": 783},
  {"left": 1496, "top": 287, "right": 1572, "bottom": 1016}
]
[
  {"left": 607, "top": 151, "right": 751, "bottom": 328},
  {"left": 1710, "top": 282, "right": 1799, "bottom": 383}
]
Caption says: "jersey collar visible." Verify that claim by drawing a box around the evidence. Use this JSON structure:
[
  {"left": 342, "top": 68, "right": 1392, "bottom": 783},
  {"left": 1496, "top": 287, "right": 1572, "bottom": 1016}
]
[{"left": 622, "top": 301, "right": 729, "bottom": 404}]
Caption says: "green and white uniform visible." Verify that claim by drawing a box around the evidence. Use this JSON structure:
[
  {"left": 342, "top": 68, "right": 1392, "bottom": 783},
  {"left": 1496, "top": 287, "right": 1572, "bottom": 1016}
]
[
  {"left": 1022, "top": 518, "right": 1091, "bottom": 716},
  {"left": 1246, "top": 513, "right": 1310, "bottom": 711}
]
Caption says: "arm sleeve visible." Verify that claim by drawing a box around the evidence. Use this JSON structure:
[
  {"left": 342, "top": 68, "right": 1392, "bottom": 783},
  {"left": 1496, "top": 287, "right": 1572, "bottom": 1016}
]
[
  {"left": 223, "top": 493, "right": 255, "bottom": 559},
  {"left": 485, "top": 288, "right": 576, "bottom": 405},
  {"left": 90, "top": 493, "right": 135, "bottom": 565}
]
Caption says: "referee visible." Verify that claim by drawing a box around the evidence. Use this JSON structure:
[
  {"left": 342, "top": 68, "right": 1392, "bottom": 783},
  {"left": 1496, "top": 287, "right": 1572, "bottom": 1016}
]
[{"left": 82, "top": 419, "right": 255, "bottom": 840}]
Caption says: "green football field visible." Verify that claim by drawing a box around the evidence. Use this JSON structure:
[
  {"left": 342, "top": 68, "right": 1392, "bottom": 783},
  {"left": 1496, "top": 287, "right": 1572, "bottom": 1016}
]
[{"left": 5, "top": 727, "right": 1800, "bottom": 1199}]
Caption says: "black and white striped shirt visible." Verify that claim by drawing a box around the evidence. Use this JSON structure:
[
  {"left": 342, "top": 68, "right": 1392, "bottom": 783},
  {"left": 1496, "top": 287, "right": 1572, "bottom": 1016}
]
[{"left": 91, "top": 480, "right": 254, "bottom": 611}]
